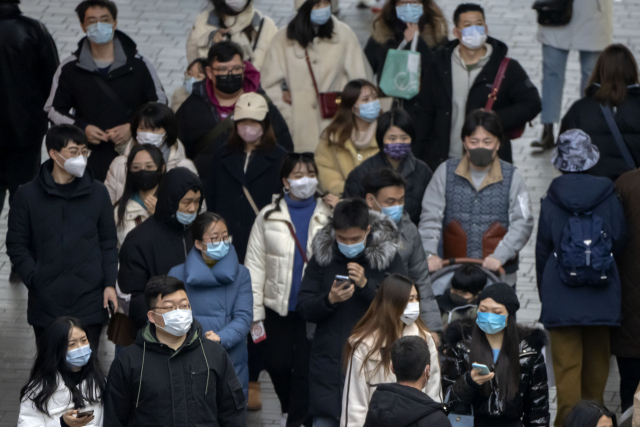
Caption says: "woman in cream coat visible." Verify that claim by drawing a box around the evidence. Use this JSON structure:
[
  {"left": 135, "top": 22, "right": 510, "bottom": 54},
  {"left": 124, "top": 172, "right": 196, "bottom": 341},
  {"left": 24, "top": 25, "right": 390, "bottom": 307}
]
[
  {"left": 261, "top": 0, "right": 373, "bottom": 153},
  {"left": 341, "top": 274, "right": 441, "bottom": 427},
  {"left": 186, "top": 0, "right": 277, "bottom": 70}
]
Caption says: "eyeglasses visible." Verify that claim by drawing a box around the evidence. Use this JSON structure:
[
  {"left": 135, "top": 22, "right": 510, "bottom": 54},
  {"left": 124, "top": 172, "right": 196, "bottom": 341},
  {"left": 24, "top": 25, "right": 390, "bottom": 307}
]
[
  {"left": 286, "top": 152, "right": 315, "bottom": 160},
  {"left": 212, "top": 66, "right": 245, "bottom": 75},
  {"left": 151, "top": 303, "right": 191, "bottom": 312},
  {"left": 207, "top": 236, "right": 233, "bottom": 245}
]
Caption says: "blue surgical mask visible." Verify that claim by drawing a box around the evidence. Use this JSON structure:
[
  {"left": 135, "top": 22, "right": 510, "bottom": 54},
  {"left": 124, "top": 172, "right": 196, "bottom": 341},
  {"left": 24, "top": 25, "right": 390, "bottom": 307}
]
[
  {"left": 476, "top": 311, "right": 507, "bottom": 335},
  {"left": 373, "top": 197, "right": 403, "bottom": 223},
  {"left": 66, "top": 344, "right": 92, "bottom": 368},
  {"left": 358, "top": 100, "right": 381, "bottom": 123},
  {"left": 337, "top": 236, "right": 367, "bottom": 259},
  {"left": 310, "top": 6, "right": 331, "bottom": 25},
  {"left": 183, "top": 76, "right": 197, "bottom": 94},
  {"left": 176, "top": 211, "right": 196, "bottom": 225},
  {"left": 395, "top": 4, "right": 423, "bottom": 23},
  {"left": 86, "top": 22, "right": 114, "bottom": 44},
  {"left": 205, "top": 242, "right": 230, "bottom": 261}
]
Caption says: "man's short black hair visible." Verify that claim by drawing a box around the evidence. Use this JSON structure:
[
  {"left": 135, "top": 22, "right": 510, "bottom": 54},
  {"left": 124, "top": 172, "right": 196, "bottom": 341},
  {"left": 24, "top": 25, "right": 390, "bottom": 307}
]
[
  {"left": 451, "top": 264, "right": 487, "bottom": 295},
  {"left": 453, "top": 3, "right": 485, "bottom": 26},
  {"left": 332, "top": 198, "right": 370, "bottom": 231},
  {"left": 45, "top": 124, "right": 88, "bottom": 152},
  {"left": 391, "top": 336, "right": 431, "bottom": 382},
  {"left": 0, "top": 0, "right": 21, "bottom": 4},
  {"left": 75, "top": 0, "right": 118, "bottom": 23},
  {"left": 207, "top": 41, "right": 244, "bottom": 66},
  {"left": 363, "top": 168, "right": 407, "bottom": 197},
  {"left": 145, "top": 275, "right": 187, "bottom": 309}
]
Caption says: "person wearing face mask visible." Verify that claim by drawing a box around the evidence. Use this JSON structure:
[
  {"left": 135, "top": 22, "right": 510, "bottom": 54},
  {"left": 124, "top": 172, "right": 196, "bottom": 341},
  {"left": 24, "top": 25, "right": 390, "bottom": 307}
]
[
  {"left": 364, "top": 336, "right": 450, "bottom": 427},
  {"left": 19, "top": 317, "right": 106, "bottom": 427},
  {"left": 412, "top": 2, "right": 541, "bottom": 171},
  {"left": 171, "top": 58, "right": 208, "bottom": 113},
  {"left": 105, "top": 102, "right": 198, "bottom": 204},
  {"left": 261, "top": 0, "right": 373, "bottom": 153},
  {"left": 344, "top": 110, "right": 432, "bottom": 226},
  {"left": 296, "top": 199, "right": 406, "bottom": 427},
  {"left": 436, "top": 264, "right": 487, "bottom": 330},
  {"left": 315, "top": 80, "right": 381, "bottom": 196},
  {"left": 419, "top": 110, "right": 533, "bottom": 287},
  {"left": 442, "top": 283, "right": 550, "bottom": 427},
  {"left": 44, "top": 0, "right": 167, "bottom": 183},
  {"left": 7, "top": 125, "right": 118, "bottom": 350},
  {"left": 245, "top": 153, "right": 337, "bottom": 427},
  {"left": 103, "top": 276, "right": 247, "bottom": 427},
  {"left": 168, "top": 213, "right": 253, "bottom": 398},
  {"left": 117, "top": 167, "right": 204, "bottom": 337},
  {"left": 341, "top": 275, "right": 442, "bottom": 427}
]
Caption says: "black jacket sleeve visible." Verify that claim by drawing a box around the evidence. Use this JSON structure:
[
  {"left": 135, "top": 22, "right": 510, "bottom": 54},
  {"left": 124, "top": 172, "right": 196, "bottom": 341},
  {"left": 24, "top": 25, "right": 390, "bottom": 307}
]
[
  {"left": 268, "top": 103, "right": 293, "bottom": 152},
  {"left": 412, "top": 63, "right": 438, "bottom": 164},
  {"left": 342, "top": 167, "right": 365, "bottom": 199},
  {"left": 117, "top": 232, "right": 151, "bottom": 295},
  {"left": 215, "top": 345, "right": 248, "bottom": 427},
  {"left": 534, "top": 201, "right": 553, "bottom": 291},
  {"left": 6, "top": 188, "right": 36, "bottom": 288},
  {"left": 97, "top": 185, "right": 118, "bottom": 288},
  {"left": 37, "top": 23, "right": 59, "bottom": 101},
  {"left": 296, "top": 256, "right": 336, "bottom": 323},
  {"left": 441, "top": 342, "right": 478, "bottom": 413},
  {"left": 364, "top": 37, "right": 383, "bottom": 78},
  {"left": 521, "top": 351, "right": 550, "bottom": 427},
  {"left": 492, "top": 60, "right": 541, "bottom": 131},
  {"left": 103, "top": 356, "right": 133, "bottom": 427}
]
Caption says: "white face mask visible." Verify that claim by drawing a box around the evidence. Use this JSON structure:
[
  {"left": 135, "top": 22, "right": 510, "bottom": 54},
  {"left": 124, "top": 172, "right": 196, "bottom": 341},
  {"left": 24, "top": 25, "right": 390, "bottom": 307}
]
[
  {"left": 154, "top": 309, "right": 193, "bottom": 337},
  {"left": 137, "top": 132, "right": 165, "bottom": 148},
  {"left": 287, "top": 176, "right": 318, "bottom": 200},
  {"left": 401, "top": 302, "right": 420, "bottom": 325},
  {"left": 55, "top": 153, "right": 87, "bottom": 178},
  {"left": 225, "top": 0, "right": 247, "bottom": 12}
]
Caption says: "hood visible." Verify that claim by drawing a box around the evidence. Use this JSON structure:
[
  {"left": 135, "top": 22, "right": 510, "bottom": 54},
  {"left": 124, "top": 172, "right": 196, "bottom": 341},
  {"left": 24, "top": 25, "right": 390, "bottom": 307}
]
[
  {"left": 73, "top": 30, "right": 138, "bottom": 73},
  {"left": 366, "top": 383, "right": 445, "bottom": 427},
  {"left": 445, "top": 318, "right": 547, "bottom": 352},
  {"left": 37, "top": 159, "right": 94, "bottom": 199},
  {"left": 154, "top": 167, "right": 203, "bottom": 228},
  {"left": 546, "top": 174, "right": 615, "bottom": 213},
  {"left": 0, "top": 3, "right": 20, "bottom": 18},
  {"left": 183, "top": 245, "right": 240, "bottom": 288},
  {"left": 312, "top": 210, "right": 399, "bottom": 270},
  {"left": 444, "top": 36, "right": 508, "bottom": 62},
  {"left": 136, "top": 318, "right": 204, "bottom": 354}
]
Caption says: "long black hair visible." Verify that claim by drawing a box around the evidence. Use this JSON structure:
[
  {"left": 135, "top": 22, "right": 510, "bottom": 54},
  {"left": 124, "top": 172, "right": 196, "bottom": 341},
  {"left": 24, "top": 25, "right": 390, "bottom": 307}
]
[
  {"left": 469, "top": 317, "right": 521, "bottom": 401},
  {"left": 287, "top": 0, "right": 334, "bottom": 48},
  {"left": 115, "top": 144, "right": 165, "bottom": 229},
  {"left": 564, "top": 401, "right": 618, "bottom": 427},
  {"left": 20, "top": 317, "right": 106, "bottom": 416}
]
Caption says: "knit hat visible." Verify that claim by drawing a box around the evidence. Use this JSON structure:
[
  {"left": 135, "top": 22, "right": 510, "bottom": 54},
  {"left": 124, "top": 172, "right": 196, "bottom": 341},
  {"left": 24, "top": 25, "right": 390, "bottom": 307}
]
[
  {"left": 551, "top": 129, "right": 600, "bottom": 172},
  {"left": 477, "top": 282, "right": 520, "bottom": 316},
  {"left": 234, "top": 92, "right": 269, "bottom": 122}
]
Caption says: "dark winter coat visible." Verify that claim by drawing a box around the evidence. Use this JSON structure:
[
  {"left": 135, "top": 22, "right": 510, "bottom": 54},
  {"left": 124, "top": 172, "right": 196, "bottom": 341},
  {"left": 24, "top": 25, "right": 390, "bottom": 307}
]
[
  {"left": 560, "top": 85, "right": 640, "bottom": 182},
  {"left": 0, "top": 3, "right": 58, "bottom": 148},
  {"left": 612, "top": 170, "right": 640, "bottom": 357},
  {"left": 343, "top": 152, "right": 433, "bottom": 226},
  {"left": 6, "top": 160, "right": 118, "bottom": 328},
  {"left": 103, "top": 320, "right": 246, "bottom": 427},
  {"left": 535, "top": 174, "right": 626, "bottom": 329},
  {"left": 442, "top": 319, "right": 550, "bottom": 427},
  {"left": 296, "top": 211, "right": 407, "bottom": 421},
  {"left": 118, "top": 167, "right": 204, "bottom": 335},
  {"left": 175, "top": 80, "right": 293, "bottom": 182},
  {"left": 412, "top": 37, "right": 541, "bottom": 171},
  {"left": 364, "top": 383, "right": 452, "bottom": 427},
  {"left": 204, "top": 144, "right": 287, "bottom": 263}
]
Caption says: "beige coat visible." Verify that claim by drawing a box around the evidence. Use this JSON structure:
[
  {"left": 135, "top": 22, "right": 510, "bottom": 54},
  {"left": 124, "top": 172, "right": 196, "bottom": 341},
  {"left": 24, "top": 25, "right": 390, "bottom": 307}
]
[
  {"left": 315, "top": 135, "right": 379, "bottom": 196},
  {"left": 104, "top": 139, "right": 198, "bottom": 204},
  {"left": 261, "top": 16, "right": 373, "bottom": 153},
  {"left": 185, "top": 6, "right": 277, "bottom": 70},
  {"left": 171, "top": 85, "right": 190, "bottom": 113},
  {"left": 245, "top": 195, "right": 333, "bottom": 321},
  {"left": 114, "top": 198, "right": 151, "bottom": 248},
  {"left": 340, "top": 323, "right": 442, "bottom": 427}
]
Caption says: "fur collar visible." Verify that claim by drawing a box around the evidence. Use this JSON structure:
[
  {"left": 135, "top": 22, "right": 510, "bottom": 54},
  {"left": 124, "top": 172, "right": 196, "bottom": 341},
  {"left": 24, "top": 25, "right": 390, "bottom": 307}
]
[
  {"left": 445, "top": 318, "right": 547, "bottom": 353},
  {"left": 371, "top": 17, "right": 448, "bottom": 48},
  {"left": 311, "top": 210, "right": 400, "bottom": 270}
]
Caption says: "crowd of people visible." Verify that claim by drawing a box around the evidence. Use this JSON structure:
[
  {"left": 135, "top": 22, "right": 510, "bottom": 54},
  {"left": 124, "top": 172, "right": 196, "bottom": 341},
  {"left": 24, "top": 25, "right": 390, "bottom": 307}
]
[{"left": 1, "top": 0, "right": 638, "bottom": 426}]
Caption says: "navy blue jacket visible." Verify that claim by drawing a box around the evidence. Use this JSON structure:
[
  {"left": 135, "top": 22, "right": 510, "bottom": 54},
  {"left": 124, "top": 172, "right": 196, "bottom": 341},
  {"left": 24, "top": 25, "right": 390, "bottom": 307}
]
[{"left": 535, "top": 174, "right": 627, "bottom": 328}]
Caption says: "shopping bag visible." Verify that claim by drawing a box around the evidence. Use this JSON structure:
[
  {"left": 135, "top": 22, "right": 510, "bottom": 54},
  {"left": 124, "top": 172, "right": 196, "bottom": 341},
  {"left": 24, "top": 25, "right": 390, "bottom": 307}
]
[{"left": 379, "top": 32, "right": 421, "bottom": 100}]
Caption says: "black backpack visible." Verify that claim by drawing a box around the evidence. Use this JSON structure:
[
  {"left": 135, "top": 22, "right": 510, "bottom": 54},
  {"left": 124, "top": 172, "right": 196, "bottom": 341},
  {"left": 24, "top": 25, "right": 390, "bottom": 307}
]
[{"left": 532, "top": 0, "right": 573, "bottom": 26}]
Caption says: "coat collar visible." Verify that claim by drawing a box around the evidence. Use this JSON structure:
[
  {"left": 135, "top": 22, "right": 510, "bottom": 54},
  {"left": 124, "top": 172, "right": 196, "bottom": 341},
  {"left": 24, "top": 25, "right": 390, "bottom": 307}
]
[
  {"left": 265, "top": 194, "right": 333, "bottom": 225},
  {"left": 183, "top": 245, "right": 240, "bottom": 288},
  {"left": 207, "top": 6, "right": 260, "bottom": 34},
  {"left": 370, "top": 15, "right": 447, "bottom": 48},
  {"left": 220, "top": 145, "right": 282, "bottom": 185},
  {"left": 290, "top": 16, "right": 341, "bottom": 59},
  {"left": 74, "top": 31, "right": 133, "bottom": 74},
  {"left": 454, "top": 155, "right": 503, "bottom": 191},
  {"left": 37, "top": 159, "right": 94, "bottom": 198}
]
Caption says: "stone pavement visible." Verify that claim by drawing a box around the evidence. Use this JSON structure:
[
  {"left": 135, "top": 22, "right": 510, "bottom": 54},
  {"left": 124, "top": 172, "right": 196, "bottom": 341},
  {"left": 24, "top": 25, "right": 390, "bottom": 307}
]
[{"left": 1, "top": 0, "right": 638, "bottom": 425}]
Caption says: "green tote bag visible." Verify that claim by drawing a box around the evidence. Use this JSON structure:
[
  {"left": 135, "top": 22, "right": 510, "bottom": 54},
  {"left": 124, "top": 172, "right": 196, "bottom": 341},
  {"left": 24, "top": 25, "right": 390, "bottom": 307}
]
[{"left": 378, "top": 32, "right": 421, "bottom": 100}]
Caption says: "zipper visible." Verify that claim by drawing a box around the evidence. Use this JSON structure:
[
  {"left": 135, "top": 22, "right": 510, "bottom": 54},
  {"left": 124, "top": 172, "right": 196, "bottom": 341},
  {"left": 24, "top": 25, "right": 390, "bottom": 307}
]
[
  {"left": 520, "top": 350, "right": 537, "bottom": 358},
  {"left": 189, "top": 364, "right": 196, "bottom": 402}
]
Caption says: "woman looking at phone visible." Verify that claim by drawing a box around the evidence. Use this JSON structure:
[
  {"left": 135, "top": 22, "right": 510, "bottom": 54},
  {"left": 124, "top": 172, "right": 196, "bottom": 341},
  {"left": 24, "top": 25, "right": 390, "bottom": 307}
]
[{"left": 442, "top": 283, "right": 550, "bottom": 427}]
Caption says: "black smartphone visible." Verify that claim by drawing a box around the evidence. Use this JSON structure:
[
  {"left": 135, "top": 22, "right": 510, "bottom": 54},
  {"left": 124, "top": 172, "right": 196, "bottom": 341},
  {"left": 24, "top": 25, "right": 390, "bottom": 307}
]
[
  {"left": 108, "top": 301, "right": 115, "bottom": 318},
  {"left": 77, "top": 410, "right": 94, "bottom": 418},
  {"left": 335, "top": 275, "right": 351, "bottom": 290}
]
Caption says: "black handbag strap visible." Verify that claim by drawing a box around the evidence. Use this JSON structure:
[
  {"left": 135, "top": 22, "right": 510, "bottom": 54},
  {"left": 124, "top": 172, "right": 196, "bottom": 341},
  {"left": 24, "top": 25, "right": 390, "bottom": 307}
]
[
  {"left": 91, "top": 74, "right": 133, "bottom": 116},
  {"left": 600, "top": 104, "right": 636, "bottom": 169}
]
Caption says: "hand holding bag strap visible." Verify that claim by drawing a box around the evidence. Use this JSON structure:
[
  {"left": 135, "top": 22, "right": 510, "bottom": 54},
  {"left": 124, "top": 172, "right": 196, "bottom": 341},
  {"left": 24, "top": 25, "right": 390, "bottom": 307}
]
[
  {"left": 285, "top": 222, "right": 309, "bottom": 264},
  {"left": 305, "top": 49, "right": 320, "bottom": 98},
  {"left": 485, "top": 57, "right": 511, "bottom": 111},
  {"left": 600, "top": 104, "right": 637, "bottom": 169},
  {"left": 242, "top": 186, "right": 260, "bottom": 215}
]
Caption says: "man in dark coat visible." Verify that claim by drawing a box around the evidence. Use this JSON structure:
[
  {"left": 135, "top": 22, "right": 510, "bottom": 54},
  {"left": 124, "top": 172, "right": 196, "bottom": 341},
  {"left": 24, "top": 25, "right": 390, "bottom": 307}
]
[
  {"left": 44, "top": 0, "right": 166, "bottom": 182},
  {"left": 0, "top": 0, "right": 58, "bottom": 214},
  {"left": 296, "top": 199, "right": 406, "bottom": 425},
  {"left": 364, "top": 336, "right": 451, "bottom": 427},
  {"left": 104, "top": 276, "right": 246, "bottom": 427},
  {"left": 412, "top": 3, "right": 541, "bottom": 171},
  {"left": 118, "top": 167, "right": 203, "bottom": 337},
  {"left": 6, "top": 124, "right": 118, "bottom": 349}
]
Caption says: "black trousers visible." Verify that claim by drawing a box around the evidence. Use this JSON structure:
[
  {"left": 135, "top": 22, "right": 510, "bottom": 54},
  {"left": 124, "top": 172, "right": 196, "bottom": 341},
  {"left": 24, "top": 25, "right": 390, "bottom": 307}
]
[
  {"left": 34, "top": 323, "right": 103, "bottom": 352},
  {"left": 87, "top": 141, "right": 118, "bottom": 183},
  {"left": 263, "top": 308, "right": 311, "bottom": 427},
  {"left": 617, "top": 356, "right": 640, "bottom": 412},
  {"left": 0, "top": 145, "right": 42, "bottom": 213}
]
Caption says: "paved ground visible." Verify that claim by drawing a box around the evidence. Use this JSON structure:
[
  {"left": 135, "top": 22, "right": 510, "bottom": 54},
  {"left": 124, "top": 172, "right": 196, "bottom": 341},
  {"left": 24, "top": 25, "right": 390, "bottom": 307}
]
[{"left": 1, "top": 0, "right": 637, "bottom": 425}]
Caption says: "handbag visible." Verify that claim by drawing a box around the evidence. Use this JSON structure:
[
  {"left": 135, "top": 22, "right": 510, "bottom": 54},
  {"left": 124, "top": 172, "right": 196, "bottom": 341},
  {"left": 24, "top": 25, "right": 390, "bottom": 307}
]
[
  {"left": 445, "top": 390, "right": 474, "bottom": 427},
  {"left": 305, "top": 49, "right": 341, "bottom": 119},
  {"left": 484, "top": 57, "right": 526, "bottom": 140},
  {"left": 600, "top": 104, "right": 637, "bottom": 169},
  {"left": 532, "top": 0, "right": 573, "bottom": 26},
  {"left": 378, "top": 31, "right": 421, "bottom": 100}
]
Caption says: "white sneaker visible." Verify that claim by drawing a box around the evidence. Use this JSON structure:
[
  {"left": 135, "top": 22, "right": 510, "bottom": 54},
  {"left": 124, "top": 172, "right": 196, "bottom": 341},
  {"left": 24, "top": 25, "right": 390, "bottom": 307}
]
[{"left": 280, "top": 413, "right": 288, "bottom": 427}]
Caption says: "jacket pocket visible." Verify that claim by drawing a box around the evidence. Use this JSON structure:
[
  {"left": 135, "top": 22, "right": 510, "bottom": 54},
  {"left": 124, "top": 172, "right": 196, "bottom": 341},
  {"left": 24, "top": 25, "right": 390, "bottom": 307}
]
[{"left": 228, "top": 377, "right": 247, "bottom": 410}]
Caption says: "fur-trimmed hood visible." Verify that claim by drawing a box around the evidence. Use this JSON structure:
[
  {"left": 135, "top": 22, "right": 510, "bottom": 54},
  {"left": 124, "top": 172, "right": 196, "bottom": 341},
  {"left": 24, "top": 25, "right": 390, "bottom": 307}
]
[
  {"left": 371, "top": 15, "right": 448, "bottom": 48},
  {"left": 445, "top": 318, "right": 547, "bottom": 354},
  {"left": 311, "top": 210, "right": 400, "bottom": 270}
]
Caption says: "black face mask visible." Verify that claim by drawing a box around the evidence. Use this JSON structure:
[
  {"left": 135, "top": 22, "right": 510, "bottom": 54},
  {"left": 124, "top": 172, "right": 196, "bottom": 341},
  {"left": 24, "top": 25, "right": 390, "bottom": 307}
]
[
  {"left": 450, "top": 291, "right": 473, "bottom": 307},
  {"left": 467, "top": 147, "right": 495, "bottom": 168},
  {"left": 215, "top": 73, "right": 244, "bottom": 95},
  {"left": 130, "top": 170, "right": 161, "bottom": 191}
]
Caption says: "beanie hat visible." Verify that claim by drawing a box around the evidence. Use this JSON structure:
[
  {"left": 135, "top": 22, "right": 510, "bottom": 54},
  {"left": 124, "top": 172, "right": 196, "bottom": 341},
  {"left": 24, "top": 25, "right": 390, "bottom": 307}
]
[{"left": 477, "top": 282, "right": 520, "bottom": 316}]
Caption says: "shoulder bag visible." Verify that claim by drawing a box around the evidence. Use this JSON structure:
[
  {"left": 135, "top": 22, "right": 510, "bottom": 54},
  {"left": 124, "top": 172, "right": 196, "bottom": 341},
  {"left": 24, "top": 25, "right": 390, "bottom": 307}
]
[
  {"left": 484, "top": 57, "right": 526, "bottom": 140},
  {"left": 305, "top": 49, "right": 341, "bottom": 119},
  {"left": 600, "top": 104, "right": 637, "bottom": 170},
  {"left": 532, "top": 0, "right": 573, "bottom": 26}
]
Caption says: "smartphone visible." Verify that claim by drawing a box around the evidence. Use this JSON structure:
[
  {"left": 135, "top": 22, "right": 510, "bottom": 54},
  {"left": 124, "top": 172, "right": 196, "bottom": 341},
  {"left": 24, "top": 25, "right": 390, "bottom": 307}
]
[
  {"left": 472, "top": 363, "right": 491, "bottom": 375},
  {"left": 335, "top": 275, "right": 351, "bottom": 290},
  {"left": 76, "top": 410, "right": 94, "bottom": 418},
  {"left": 108, "top": 301, "right": 115, "bottom": 318}
]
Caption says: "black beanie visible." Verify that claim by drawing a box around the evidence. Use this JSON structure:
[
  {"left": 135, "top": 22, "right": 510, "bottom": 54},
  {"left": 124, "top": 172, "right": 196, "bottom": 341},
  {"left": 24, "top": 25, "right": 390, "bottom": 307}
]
[{"left": 477, "top": 282, "right": 520, "bottom": 315}]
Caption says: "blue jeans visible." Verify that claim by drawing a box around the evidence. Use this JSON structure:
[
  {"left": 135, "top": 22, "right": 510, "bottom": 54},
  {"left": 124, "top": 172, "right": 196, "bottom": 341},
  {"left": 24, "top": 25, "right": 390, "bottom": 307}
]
[
  {"left": 541, "top": 44, "right": 601, "bottom": 124},
  {"left": 313, "top": 417, "right": 339, "bottom": 427}
]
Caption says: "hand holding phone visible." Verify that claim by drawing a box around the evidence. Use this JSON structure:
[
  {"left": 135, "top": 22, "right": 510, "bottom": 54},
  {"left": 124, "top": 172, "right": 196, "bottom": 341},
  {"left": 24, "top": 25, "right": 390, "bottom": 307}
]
[
  {"left": 328, "top": 276, "right": 354, "bottom": 304},
  {"left": 335, "top": 275, "right": 351, "bottom": 290},
  {"left": 472, "top": 363, "right": 491, "bottom": 375},
  {"left": 76, "top": 410, "right": 94, "bottom": 418},
  {"left": 470, "top": 362, "right": 494, "bottom": 385}
]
